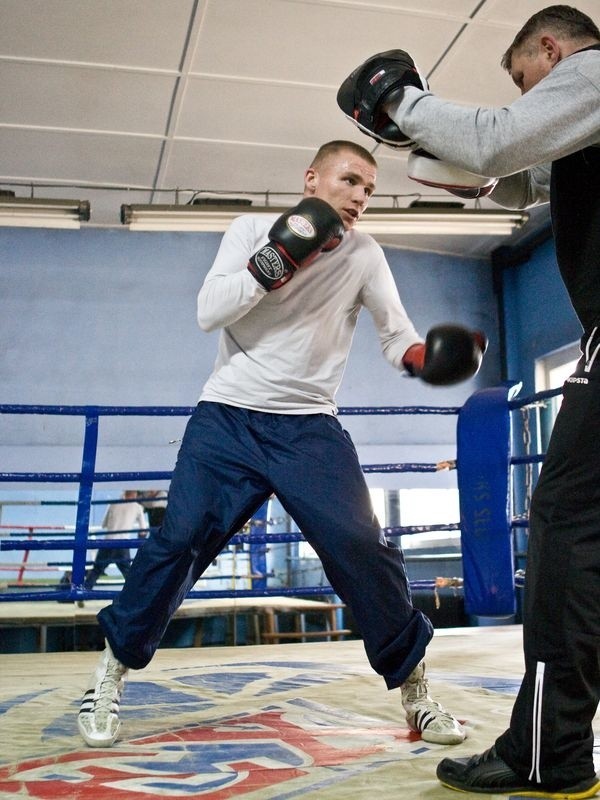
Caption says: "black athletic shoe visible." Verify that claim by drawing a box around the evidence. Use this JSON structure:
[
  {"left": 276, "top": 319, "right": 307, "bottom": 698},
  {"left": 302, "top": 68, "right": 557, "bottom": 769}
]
[{"left": 437, "top": 745, "right": 600, "bottom": 798}]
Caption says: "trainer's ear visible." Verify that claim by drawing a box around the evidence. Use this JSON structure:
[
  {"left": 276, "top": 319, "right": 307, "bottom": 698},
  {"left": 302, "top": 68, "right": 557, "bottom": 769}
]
[{"left": 540, "top": 34, "right": 561, "bottom": 66}]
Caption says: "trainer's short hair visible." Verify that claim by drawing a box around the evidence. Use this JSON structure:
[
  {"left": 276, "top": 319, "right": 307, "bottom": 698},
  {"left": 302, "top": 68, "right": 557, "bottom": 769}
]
[
  {"left": 310, "top": 140, "right": 377, "bottom": 170},
  {"left": 501, "top": 5, "right": 600, "bottom": 71}
]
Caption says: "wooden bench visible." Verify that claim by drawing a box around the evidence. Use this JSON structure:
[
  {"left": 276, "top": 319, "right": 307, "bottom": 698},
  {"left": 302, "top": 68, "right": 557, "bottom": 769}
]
[
  {"left": 258, "top": 602, "right": 350, "bottom": 644},
  {"left": 0, "top": 596, "right": 350, "bottom": 651}
]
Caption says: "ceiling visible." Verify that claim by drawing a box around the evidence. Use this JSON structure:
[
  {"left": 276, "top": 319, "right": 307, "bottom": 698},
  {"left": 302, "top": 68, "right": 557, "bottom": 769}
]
[{"left": 2, "top": 0, "right": 583, "bottom": 258}]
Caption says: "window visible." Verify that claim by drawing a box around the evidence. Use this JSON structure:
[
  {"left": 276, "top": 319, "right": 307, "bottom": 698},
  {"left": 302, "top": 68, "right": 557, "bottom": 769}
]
[
  {"left": 397, "top": 488, "right": 460, "bottom": 551},
  {"left": 535, "top": 341, "right": 580, "bottom": 446},
  {"left": 296, "top": 487, "right": 460, "bottom": 558},
  {"left": 535, "top": 340, "right": 580, "bottom": 395}
]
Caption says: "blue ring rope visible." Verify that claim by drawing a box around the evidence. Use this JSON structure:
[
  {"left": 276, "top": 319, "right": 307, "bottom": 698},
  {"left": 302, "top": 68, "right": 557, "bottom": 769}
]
[
  {"left": 0, "top": 398, "right": 537, "bottom": 605},
  {"left": 0, "top": 404, "right": 459, "bottom": 417}
]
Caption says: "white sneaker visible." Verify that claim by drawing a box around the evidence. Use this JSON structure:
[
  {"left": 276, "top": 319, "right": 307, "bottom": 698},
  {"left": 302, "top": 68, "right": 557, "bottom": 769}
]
[
  {"left": 77, "top": 643, "right": 128, "bottom": 747},
  {"left": 401, "top": 661, "right": 465, "bottom": 745}
]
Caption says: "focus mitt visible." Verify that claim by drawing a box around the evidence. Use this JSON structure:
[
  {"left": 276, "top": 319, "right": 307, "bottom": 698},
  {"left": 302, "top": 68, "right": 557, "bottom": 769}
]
[
  {"left": 337, "top": 50, "right": 427, "bottom": 149},
  {"left": 408, "top": 149, "right": 498, "bottom": 199}
]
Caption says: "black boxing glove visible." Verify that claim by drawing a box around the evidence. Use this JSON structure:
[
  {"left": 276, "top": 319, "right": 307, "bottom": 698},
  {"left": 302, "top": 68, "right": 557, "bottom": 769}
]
[
  {"left": 403, "top": 324, "right": 488, "bottom": 386},
  {"left": 248, "top": 198, "right": 344, "bottom": 291},
  {"left": 337, "top": 49, "right": 427, "bottom": 149}
]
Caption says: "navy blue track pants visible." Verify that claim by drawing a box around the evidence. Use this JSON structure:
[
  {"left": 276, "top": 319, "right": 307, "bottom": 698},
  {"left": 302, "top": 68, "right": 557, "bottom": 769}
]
[{"left": 99, "top": 401, "right": 433, "bottom": 687}]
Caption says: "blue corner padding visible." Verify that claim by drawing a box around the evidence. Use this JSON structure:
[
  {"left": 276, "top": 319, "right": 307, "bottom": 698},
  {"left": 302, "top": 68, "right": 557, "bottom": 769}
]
[{"left": 457, "top": 385, "right": 518, "bottom": 616}]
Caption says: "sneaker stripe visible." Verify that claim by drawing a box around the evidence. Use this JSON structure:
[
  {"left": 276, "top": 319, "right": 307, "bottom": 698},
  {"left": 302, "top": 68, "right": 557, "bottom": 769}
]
[
  {"left": 415, "top": 709, "right": 437, "bottom": 731},
  {"left": 79, "top": 689, "right": 121, "bottom": 715},
  {"left": 528, "top": 661, "right": 545, "bottom": 784},
  {"left": 79, "top": 702, "right": 120, "bottom": 714}
]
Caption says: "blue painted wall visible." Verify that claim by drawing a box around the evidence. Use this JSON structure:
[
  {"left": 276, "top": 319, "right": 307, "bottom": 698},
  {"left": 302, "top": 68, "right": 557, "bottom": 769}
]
[
  {"left": 0, "top": 227, "right": 499, "bottom": 491},
  {"left": 501, "top": 237, "right": 582, "bottom": 394}
]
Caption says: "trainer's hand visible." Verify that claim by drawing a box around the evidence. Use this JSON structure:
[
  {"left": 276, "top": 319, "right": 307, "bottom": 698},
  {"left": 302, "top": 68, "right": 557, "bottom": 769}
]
[
  {"left": 403, "top": 325, "right": 487, "bottom": 385},
  {"left": 337, "top": 49, "right": 427, "bottom": 149},
  {"left": 247, "top": 198, "right": 344, "bottom": 291},
  {"left": 408, "top": 150, "right": 498, "bottom": 199}
]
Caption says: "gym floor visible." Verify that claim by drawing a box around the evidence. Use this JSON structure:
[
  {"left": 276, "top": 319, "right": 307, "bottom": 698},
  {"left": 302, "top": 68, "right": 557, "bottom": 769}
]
[{"left": 4, "top": 624, "right": 592, "bottom": 799}]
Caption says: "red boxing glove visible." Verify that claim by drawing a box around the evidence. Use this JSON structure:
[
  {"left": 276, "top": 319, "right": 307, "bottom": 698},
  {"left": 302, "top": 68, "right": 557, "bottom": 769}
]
[{"left": 404, "top": 325, "right": 487, "bottom": 386}]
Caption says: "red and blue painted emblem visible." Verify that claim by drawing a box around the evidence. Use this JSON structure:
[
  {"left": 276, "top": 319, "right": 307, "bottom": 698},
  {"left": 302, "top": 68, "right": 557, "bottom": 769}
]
[{"left": 0, "top": 659, "right": 434, "bottom": 798}]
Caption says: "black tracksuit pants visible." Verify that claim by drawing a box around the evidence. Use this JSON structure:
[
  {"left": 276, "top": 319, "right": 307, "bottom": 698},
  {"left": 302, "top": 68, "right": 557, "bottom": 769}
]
[{"left": 496, "top": 366, "right": 600, "bottom": 788}]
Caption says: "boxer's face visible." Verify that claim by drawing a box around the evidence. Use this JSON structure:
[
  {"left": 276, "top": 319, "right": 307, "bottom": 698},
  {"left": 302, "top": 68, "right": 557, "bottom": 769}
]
[{"left": 304, "top": 150, "right": 376, "bottom": 230}]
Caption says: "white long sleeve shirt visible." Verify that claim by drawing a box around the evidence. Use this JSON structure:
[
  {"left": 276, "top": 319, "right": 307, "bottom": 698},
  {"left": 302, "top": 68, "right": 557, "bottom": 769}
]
[
  {"left": 197, "top": 213, "right": 421, "bottom": 415},
  {"left": 102, "top": 501, "right": 147, "bottom": 540}
]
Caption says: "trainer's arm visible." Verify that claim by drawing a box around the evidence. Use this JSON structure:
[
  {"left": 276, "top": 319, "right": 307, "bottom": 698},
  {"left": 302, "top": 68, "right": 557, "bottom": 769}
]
[
  {"left": 386, "top": 50, "right": 600, "bottom": 179},
  {"left": 489, "top": 163, "right": 552, "bottom": 209},
  {"left": 197, "top": 216, "right": 268, "bottom": 332}
]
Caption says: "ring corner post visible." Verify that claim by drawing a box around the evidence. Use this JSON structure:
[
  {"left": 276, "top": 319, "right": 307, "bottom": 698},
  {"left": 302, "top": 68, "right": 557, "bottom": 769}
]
[
  {"left": 249, "top": 501, "right": 268, "bottom": 593},
  {"left": 457, "top": 384, "right": 519, "bottom": 624},
  {"left": 72, "top": 410, "right": 99, "bottom": 598}
]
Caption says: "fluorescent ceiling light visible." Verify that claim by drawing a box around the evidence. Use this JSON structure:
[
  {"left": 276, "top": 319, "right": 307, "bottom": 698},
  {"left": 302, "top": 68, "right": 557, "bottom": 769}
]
[
  {"left": 121, "top": 203, "right": 528, "bottom": 236},
  {"left": 0, "top": 197, "right": 91, "bottom": 229},
  {"left": 356, "top": 208, "right": 528, "bottom": 236}
]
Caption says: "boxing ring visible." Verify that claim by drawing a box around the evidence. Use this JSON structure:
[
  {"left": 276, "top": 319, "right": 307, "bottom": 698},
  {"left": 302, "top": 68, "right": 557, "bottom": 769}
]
[
  {"left": 0, "top": 383, "right": 550, "bottom": 613},
  {"left": 4, "top": 385, "right": 599, "bottom": 800}
]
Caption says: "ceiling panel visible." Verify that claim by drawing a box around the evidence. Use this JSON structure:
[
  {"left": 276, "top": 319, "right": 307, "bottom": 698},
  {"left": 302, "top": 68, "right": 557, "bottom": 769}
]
[
  {"left": 430, "top": 22, "right": 522, "bottom": 104},
  {"left": 0, "top": 128, "right": 164, "bottom": 185},
  {"left": 1, "top": 62, "right": 177, "bottom": 133},
  {"left": 333, "top": 0, "right": 478, "bottom": 13},
  {"left": 0, "top": 0, "right": 197, "bottom": 69},
  {"left": 191, "top": 0, "right": 466, "bottom": 82},
  {"left": 161, "top": 140, "right": 322, "bottom": 196},
  {"left": 476, "top": 0, "right": 600, "bottom": 25},
  {"left": 173, "top": 78, "right": 349, "bottom": 146},
  {"left": 0, "top": 0, "right": 565, "bottom": 255}
]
